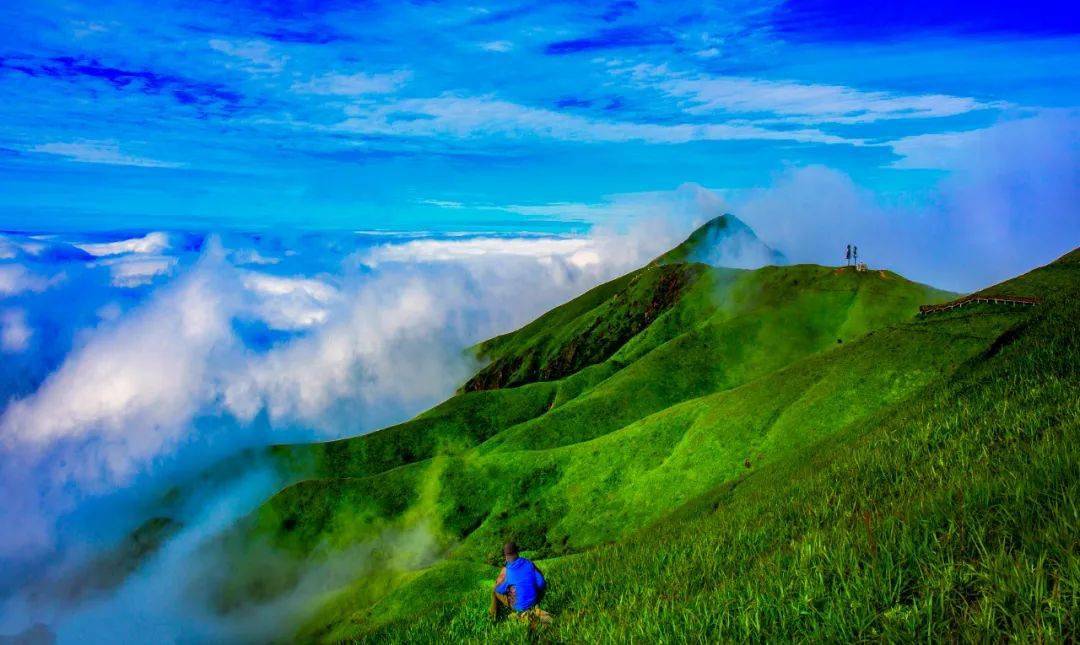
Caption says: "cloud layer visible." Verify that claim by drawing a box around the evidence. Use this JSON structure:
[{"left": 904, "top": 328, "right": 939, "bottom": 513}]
[
  {"left": 5, "top": 0, "right": 1073, "bottom": 231},
  {"left": 732, "top": 113, "right": 1079, "bottom": 290},
  {"left": 0, "top": 216, "right": 697, "bottom": 578}
]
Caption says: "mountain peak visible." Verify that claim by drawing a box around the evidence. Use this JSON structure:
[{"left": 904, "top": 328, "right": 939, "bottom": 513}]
[{"left": 653, "top": 213, "right": 785, "bottom": 269}]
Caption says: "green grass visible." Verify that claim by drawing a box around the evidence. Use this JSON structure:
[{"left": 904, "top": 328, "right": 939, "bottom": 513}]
[
  {"left": 270, "top": 381, "right": 558, "bottom": 480},
  {"left": 464, "top": 262, "right": 707, "bottom": 391},
  {"left": 348, "top": 257, "right": 1080, "bottom": 643},
  {"left": 198, "top": 247, "right": 1076, "bottom": 642}
]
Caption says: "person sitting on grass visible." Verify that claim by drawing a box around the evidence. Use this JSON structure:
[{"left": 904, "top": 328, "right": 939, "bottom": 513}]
[{"left": 490, "top": 541, "right": 548, "bottom": 621}]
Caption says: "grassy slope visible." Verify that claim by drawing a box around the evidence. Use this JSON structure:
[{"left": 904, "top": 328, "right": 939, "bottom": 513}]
[
  {"left": 463, "top": 262, "right": 707, "bottom": 391},
  {"left": 271, "top": 262, "right": 945, "bottom": 482},
  {"left": 209, "top": 259, "right": 969, "bottom": 637},
  {"left": 205, "top": 251, "right": 1078, "bottom": 642},
  {"left": 483, "top": 264, "right": 952, "bottom": 452},
  {"left": 465, "top": 213, "right": 786, "bottom": 393},
  {"left": 269, "top": 382, "right": 559, "bottom": 480},
  {"left": 356, "top": 251, "right": 1079, "bottom": 643}
]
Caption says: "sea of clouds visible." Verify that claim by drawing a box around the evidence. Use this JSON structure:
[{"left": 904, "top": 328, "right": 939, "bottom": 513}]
[{"left": 0, "top": 214, "right": 707, "bottom": 640}]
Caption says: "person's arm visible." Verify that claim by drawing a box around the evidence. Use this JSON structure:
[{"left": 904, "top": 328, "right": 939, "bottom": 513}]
[
  {"left": 494, "top": 567, "right": 510, "bottom": 594},
  {"left": 533, "top": 564, "right": 545, "bottom": 590}
]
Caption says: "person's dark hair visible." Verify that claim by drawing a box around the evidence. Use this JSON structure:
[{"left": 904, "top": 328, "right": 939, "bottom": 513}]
[{"left": 503, "top": 541, "right": 519, "bottom": 557}]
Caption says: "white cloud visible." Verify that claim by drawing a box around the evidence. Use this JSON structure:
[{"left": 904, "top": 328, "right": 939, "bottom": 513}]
[
  {"left": 242, "top": 272, "right": 336, "bottom": 301},
  {"left": 1, "top": 309, "right": 32, "bottom": 352},
  {"left": 224, "top": 222, "right": 697, "bottom": 428},
  {"left": 227, "top": 218, "right": 700, "bottom": 428},
  {"left": 360, "top": 236, "right": 596, "bottom": 267},
  {"left": 97, "top": 302, "right": 124, "bottom": 322},
  {"left": 8, "top": 239, "right": 45, "bottom": 257},
  {"left": 887, "top": 113, "right": 1079, "bottom": 170},
  {"left": 729, "top": 114, "right": 1080, "bottom": 292},
  {"left": 208, "top": 38, "right": 287, "bottom": 74},
  {"left": 30, "top": 141, "right": 184, "bottom": 168},
  {"left": 337, "top": 95, "right": 855, "bottom": 145},
  {"left": 418, "top": 199, "right": 466, "bottom": 209},
  {"left": 98, "top": 255, "right": 179, "bottom": 287},
  {"left": 0, "top": 271, "right": 234, "bottom": 488},
  {"left": 0, "top": 237, "right": 18, "bottom": 260},
  {"left": 928, "top": 113, "right": 1080, "bottom": 287},
  {"left": 230, "top": 248, "right": 280, "bottom": 266},
  {"left": 888, "top": 130, "right": 981, "bottom": 170},
  {"left": 0, "top": 256, "right": 235, "bottom": 482},
  {"left": 76, "top": 232, "right": 171, "bottom": 257},
  {"left": 480, "top": 40, "right": 513, "bottom": 52},
  {"left": 422, "top": 183, "right": 730, "bottom": 226},
  {"left": 241, "top": 271, "right": 339, "bottom": 330},
  {"left": 0, "top": 234, "right": 92, "bottom": 260},
  {"left": 616, "top": 63, "right": 996, "bottom": 125},
  {"left": 491, "top": 192, "right": 686, "bottom": 223},
  {"left": 71, "top": 20, "right": 111, "bottom": 38},
  {"left": 292, "top": 70, "right": 411, "bottom": 96},
  {"left": 223, "top": 271, "right": 470, "bottom": 426},
  {"left": 732, "top": 165, "right": 882, "bottom": 267},
  {"left": 0, "top": 264, "right": 57, "bottom": 296}
]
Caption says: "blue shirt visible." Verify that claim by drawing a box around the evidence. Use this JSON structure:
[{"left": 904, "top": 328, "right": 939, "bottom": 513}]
[{"left": 495, "top": 557, "right": 546, "bottom": 611}]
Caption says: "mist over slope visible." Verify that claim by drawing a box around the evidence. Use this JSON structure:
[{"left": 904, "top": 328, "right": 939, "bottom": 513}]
[
  {"left": 464, "top": 215, "right": 786, "bottom": 392},
  {"left": 0, "top": 220, "right": 710, "bottom": 640},
  {"left": 0, "top": 212, "right": 1074, "bottom": 643}
]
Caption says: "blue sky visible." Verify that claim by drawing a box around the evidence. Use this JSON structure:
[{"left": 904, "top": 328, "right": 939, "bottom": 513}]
[{"left": 0, "top": 0, "right": 1077, "bottom": 232}]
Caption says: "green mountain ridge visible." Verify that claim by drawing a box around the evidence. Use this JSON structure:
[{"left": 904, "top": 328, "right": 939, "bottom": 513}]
[
  {"left": 463, "top": 262, "right": 707, "bottom": 391},
  {"left": 463, "top": 214, "right": 783, "bottom": 392},
  {"left": 160, "top": 232, "right": 1076, "bottom": 641}
]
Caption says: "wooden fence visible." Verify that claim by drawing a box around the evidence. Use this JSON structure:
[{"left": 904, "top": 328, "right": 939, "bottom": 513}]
[{"left": 918, "top": 294, "right": 1040, "bottom": 315}]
